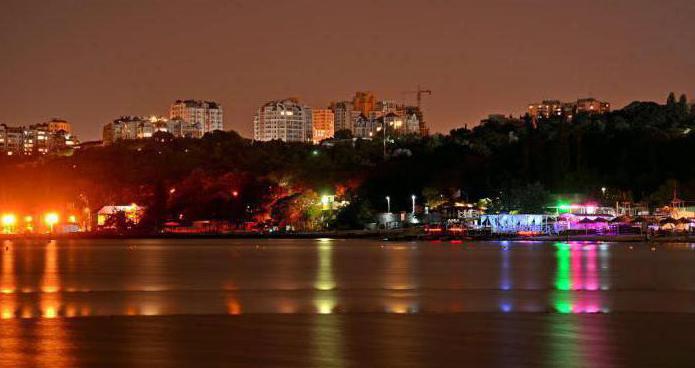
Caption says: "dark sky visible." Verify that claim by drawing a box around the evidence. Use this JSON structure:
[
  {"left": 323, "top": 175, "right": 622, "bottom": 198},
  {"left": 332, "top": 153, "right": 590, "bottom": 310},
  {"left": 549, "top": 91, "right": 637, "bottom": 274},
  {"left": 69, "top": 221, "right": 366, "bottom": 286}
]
[{"left": 1, "top": 0, "right": 694, "bottom": 140}]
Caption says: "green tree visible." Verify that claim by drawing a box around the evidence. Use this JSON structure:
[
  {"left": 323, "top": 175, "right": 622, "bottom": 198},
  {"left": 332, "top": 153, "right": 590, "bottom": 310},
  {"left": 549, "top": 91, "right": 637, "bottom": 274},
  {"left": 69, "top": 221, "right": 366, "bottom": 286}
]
[{"left": 334, "top": 129, "right": 353, "bottom": 140}]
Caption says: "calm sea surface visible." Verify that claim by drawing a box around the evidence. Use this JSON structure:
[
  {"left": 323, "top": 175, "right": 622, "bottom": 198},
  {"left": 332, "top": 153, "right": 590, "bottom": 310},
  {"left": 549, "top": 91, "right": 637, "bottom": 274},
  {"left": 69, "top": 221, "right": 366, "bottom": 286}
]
[{"left": 2, "top": 239, "right": 695, "bottom": 367}]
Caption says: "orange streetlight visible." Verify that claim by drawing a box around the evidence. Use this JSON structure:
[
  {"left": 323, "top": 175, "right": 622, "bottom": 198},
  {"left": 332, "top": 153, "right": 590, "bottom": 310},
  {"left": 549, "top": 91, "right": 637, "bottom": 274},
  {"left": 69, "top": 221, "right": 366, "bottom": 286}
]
[
  {"left": 1, "top": 214, "right": 17, "bottom": 234},
  {"left": 44, "top": 213, "right": 59, "bottom": 233}
]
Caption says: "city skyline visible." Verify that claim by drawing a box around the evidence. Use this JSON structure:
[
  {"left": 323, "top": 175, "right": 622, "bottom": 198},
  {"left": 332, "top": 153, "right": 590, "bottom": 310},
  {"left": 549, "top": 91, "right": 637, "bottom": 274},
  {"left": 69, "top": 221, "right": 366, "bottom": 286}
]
[{"left": 1, "top": 0, "right": 694, "bottom": 140}]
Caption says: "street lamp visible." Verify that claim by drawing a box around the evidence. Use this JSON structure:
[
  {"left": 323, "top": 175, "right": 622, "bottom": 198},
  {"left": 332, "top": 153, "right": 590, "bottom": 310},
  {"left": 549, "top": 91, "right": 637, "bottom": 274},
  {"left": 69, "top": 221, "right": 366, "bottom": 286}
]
[
  {"left": 386, "top": 196, "right": 391, "bottom": 213},
  {"left": 44, "top": 213, "right": 59, "bottom": 233},
  {"left": 601, "top": 187, "right": 606, "bottom": 196},
  {"left": 411, "top": 195, "right": 416, "bottom": 214}
]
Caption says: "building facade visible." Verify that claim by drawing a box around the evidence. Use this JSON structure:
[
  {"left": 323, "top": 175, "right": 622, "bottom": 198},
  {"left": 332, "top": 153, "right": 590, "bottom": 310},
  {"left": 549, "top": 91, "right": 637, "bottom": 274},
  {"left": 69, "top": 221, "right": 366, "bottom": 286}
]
[
  {"left": 528, "top": 97, "right": 610, "bottom": 121},
  {"left": 253, "top": 98, "right": 313, "bottom": 143},
  {"left": 311, "top": 109, "right": 335, "bottom": 144},
  {"left": 0, "top": 120, "right": 78, "bottom": 156},
  {"left": 103, "top": 116, "right": 203, "bottom": 144},
  {"left": 170, "top": 100, "right": 223, "bottom": 134},
  {"left": 352, "top": 91, "right": 377, "bottom": 116},
  {"left": 329, "top": 101, "right": 359, "bottom": 133},
  {"left": 353, "top": 114, "right": 375, "bottom": 139}
]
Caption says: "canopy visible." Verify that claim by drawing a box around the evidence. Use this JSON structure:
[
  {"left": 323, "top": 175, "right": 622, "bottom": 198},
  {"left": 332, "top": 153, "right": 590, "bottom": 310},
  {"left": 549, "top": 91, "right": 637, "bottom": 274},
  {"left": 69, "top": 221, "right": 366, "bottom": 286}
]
[{"left": 660, "top": 217, "right": 678, "bottom": 225}]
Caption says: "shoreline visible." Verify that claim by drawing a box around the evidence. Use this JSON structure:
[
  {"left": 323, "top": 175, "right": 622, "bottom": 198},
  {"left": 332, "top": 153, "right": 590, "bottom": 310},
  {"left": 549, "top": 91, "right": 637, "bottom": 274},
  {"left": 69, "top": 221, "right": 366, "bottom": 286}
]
[{"left": 2, "top": 230, "right": 695, "bottom": 243}]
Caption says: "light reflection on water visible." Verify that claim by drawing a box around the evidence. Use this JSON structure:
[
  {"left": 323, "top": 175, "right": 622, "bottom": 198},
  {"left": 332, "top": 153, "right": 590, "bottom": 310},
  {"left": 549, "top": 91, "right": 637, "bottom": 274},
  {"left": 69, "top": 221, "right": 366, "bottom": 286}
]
[
  {"left": 1, "top": 239, "right": 695, "bottom": 367},
  {"left": 0, "top": 239, "right": 694, "bottom": 319}
]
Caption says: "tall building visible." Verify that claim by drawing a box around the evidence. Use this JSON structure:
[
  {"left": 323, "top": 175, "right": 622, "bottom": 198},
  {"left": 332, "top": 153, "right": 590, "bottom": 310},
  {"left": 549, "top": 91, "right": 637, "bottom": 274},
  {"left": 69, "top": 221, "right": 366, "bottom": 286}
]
[
  {"left": 352, "top": 91, "right": 377, "bottom": 116},
  {"left": 103, "top": 116, "right": 202, "bottom": 145},
  {"left": 311, "top": 109, "right": 335, "bottom": 144},
  {"left": 329, "top": 101, "right": 359, "bottom": 133},
  {"left": 170, "top": 100, "right": 223, "bottom": 134},
  {"left": 253, "top": 98, "right": 313, "bottom": 143}
]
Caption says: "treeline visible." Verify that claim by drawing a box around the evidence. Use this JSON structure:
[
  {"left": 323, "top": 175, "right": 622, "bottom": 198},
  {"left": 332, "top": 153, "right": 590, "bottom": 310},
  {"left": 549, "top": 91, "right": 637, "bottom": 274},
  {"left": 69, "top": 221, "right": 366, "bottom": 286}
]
[{"left": 0, "top": 93, "right": 693, "bottom": 230}]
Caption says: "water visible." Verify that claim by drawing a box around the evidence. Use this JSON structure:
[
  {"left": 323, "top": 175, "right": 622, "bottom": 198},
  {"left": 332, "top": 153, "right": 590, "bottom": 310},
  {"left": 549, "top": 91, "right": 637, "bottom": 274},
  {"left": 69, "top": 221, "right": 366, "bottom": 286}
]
[{"left": 1, "top": 239, "right": 695, "bottom": 367}]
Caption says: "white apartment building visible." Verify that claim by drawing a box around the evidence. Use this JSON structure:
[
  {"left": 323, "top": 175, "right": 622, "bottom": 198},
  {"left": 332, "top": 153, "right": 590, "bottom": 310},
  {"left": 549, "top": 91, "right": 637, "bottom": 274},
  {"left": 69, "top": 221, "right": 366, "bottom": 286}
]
[{"left": 253, "top": 98, "right": 313, "bottom": 143}]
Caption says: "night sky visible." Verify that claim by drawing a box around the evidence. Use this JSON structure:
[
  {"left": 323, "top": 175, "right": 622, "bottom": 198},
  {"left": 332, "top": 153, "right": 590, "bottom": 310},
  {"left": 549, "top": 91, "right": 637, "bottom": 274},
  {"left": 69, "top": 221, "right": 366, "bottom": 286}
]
[{"left": 1, "top": 0, "right": 694, "bottom": 140}]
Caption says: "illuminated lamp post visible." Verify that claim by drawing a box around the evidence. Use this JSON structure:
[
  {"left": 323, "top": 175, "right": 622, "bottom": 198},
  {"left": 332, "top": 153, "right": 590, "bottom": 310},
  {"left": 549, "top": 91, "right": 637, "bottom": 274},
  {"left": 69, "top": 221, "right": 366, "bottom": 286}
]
[
  {"left": 45, "top": 213, "right": 59, "bottom": 233},
  {"left": 386, "top": 196, "right": 391, "bottom": 213},
  {"left": 1, "top": 214, "right": 17, "bottom": 234},
  {"left": 411, "top": 195, "right": 416, "bottom": 214}
]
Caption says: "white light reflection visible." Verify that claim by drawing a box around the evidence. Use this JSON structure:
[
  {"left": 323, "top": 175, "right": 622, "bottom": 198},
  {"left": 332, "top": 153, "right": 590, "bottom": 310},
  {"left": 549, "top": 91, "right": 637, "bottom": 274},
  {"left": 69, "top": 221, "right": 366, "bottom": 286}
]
[{"left": 314, "top": 240, "right": 337, "bottom": 314}]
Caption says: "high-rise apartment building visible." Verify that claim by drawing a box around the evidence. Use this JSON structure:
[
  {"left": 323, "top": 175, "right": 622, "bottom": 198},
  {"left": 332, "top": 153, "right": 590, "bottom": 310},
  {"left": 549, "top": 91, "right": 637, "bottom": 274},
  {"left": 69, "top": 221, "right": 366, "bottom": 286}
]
[
  {"left": 170, "top": 100, "right": 223, "bottom": 134},
  {"left": 311, "top": 109, "right": 335, "bottom": 144},
  {"left": 329, "top": 101, "right": 359, "bottom": 133},
  {"left": 253, "top": 98, "right": 313, "bottom": 143},
  {"left": 352, "top": 91, "right": 377, "bottom": 116}
]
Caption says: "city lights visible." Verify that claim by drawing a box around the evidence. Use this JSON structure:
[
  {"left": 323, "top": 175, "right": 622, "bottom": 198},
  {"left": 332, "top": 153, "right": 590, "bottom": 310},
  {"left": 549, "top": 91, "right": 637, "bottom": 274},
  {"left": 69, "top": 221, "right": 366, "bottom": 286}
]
[
  {"left": 44, "top": 213, "right": 59, "bottom": 232},
  {"left": 1, "top": 214, "right": 16, "bottom": 227},
  {"left": 2, "top": 214, "right": 17, "bottom": 233}
]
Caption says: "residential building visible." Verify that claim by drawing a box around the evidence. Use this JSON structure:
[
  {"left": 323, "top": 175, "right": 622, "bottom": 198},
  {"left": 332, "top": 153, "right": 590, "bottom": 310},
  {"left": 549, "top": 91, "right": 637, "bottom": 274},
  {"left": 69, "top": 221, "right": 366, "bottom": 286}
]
[
  {"left": 44, "top": 118, "right": 72, "bottom": 134},
  {"left": 528, "top": 100, "right": 565, "bottom": 119},
  {"left": 253, "top": 98, "right": 313, "bottom": 143},
  {"left": 311, "top": 109, "right": 335, "bottom": 144},
  {"left": 576, "top": 98, "right": 611, "bottom": 115},
  {"left": 329, "top": 101, "right": 359, "bottom": 132},
  {"left": 170, "top": 99, "right": 223, "bottom": 134},
  {"left": 0, "top": 121, "right": 78, "bottom": 156},
  {"left": 352, "top": 91, "right": 377, "bottom": 116},
  {"left": 404, "top": 111, "right": 421, "bottom": 134},
  {"left": 0, "top": 124, "right": 25, "bottom": 156},
  {"left": 353, "top": 114, "right": 375, "bottom": 139},
  {"left": 528, "top": 97, "right": 610, "bottom": 121},
  {"left": 102, "top": 116, "right": 202, "bottom": 144}
]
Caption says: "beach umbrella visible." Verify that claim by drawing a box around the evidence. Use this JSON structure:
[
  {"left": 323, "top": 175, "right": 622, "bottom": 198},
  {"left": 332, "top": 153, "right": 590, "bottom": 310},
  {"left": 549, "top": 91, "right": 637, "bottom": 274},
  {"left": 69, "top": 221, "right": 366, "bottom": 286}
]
[{"left": 610, "top": 215, "right": 631, "bottom": 223}]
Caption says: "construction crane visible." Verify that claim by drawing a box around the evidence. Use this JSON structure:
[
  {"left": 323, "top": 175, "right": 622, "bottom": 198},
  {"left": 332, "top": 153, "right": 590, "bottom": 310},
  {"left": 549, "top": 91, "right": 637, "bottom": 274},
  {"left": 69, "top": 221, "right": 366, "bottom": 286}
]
[
  {"left": 403, "top": 85, "right": 432, "bottom": 110},
  {"left": 402, "top": 85, "right": 432, "bottom": 135}
]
